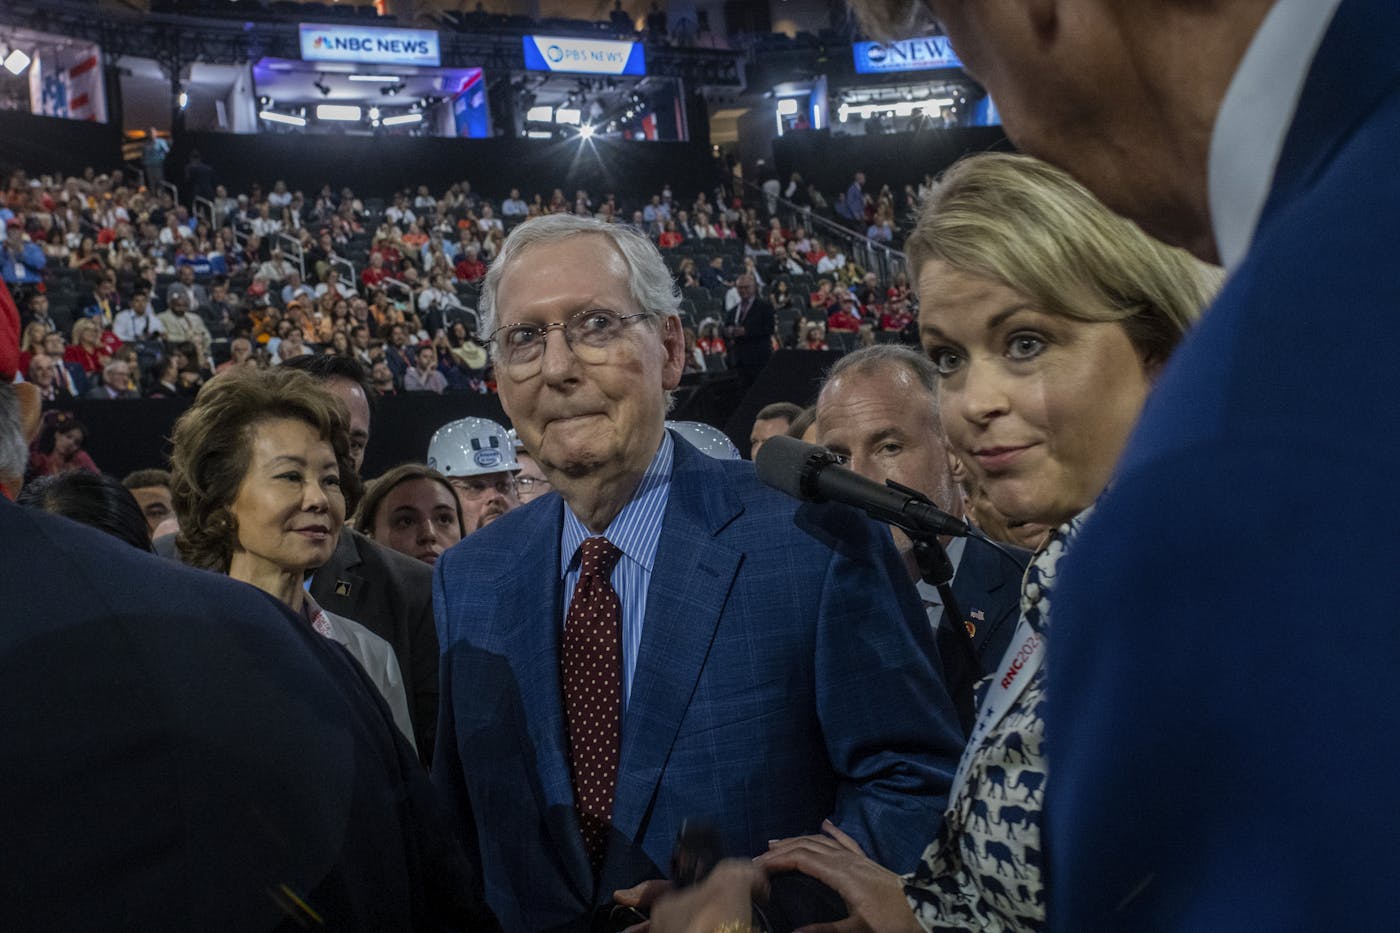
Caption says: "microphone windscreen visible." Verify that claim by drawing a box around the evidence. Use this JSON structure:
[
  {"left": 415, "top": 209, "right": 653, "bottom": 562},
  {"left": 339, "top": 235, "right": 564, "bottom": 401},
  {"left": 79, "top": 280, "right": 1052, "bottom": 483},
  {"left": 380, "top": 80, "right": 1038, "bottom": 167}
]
[{"left": 754, "top": 434, "right": 821, "bottom": 501}]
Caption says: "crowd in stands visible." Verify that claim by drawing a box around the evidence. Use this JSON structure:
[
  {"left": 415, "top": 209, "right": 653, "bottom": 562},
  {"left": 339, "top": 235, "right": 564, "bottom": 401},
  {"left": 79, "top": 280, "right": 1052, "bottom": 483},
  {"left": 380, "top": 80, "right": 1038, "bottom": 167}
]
[{"left": 2, "top": 158, "right": 916, "bottom": 431}]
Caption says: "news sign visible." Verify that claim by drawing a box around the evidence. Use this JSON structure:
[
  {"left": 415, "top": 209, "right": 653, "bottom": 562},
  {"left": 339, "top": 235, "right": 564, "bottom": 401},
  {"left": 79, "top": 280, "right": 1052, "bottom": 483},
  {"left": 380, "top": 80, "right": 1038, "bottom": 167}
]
[
  {"left": 522, "top": 35, "right": 645, "bottom": 76},
  {"left": 300, "top": 23, "right": 441, "bottom": 67},
  {"left": 852, "top": 35, "right": 961, "bottom": 74}
]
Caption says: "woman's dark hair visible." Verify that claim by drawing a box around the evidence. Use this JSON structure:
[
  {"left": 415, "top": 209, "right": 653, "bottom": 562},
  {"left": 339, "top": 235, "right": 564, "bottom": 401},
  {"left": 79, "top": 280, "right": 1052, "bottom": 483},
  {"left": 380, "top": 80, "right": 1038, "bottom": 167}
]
[
  {"left": 352, "top": 462, "right": 465, "bottom": 540},
  {"left": 33, "top": 410, "right": 85, "bottom": 455},
  {"left": 18, "top": 471, "right": 153, "bottom": 552},
  {"left": 169, "top": 367, "right": 364, "bottom": 572}
]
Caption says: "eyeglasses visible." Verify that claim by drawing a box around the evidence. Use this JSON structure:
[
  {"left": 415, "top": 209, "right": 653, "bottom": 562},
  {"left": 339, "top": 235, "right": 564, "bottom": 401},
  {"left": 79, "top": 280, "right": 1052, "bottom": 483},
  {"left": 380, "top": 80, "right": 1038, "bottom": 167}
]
[
  {"left": 449, "top": 475, "right": 518, "bottom": 501},
  {"left": 487, "top": 308, "right": 651, "bottom": 375},
  {"left": 514, "top": 476, "right": 551, "bottom": 493}
]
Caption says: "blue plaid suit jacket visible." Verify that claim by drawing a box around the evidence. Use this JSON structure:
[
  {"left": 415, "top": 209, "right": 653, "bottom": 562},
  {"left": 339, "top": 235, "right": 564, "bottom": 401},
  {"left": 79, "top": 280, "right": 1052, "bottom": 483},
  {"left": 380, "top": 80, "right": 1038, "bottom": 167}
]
[{"left": 433, "top": 432, "right": 965, "bottom": 931}]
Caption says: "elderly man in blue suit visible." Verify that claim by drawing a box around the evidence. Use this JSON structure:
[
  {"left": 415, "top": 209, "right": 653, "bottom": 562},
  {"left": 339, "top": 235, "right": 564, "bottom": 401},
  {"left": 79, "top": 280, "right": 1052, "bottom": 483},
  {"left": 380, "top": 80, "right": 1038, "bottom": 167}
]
[
  {"left": 842, "top": 0, "right": 1400, "bottom": 928},
  {"left": 432, "top": 213, "right": 965, "bottom": 930}
]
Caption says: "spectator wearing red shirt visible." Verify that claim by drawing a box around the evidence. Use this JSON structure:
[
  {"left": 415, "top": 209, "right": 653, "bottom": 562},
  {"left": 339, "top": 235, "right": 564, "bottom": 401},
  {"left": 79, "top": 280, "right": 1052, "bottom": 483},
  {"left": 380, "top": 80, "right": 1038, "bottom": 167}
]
[
  {"left": 64, "top": 318, "right": 121, "bottom": 374},
  {"left": 809, "top": 278, "right": 838, "bottom": 314},
  {"left": 28, "top": 410, "right": 99, "bottom": 478},
  {"left": 696, "top": 318, "right": 727, "bottom": 356},
  {"left": 879, "top": 296, "right": 914, "bottom": 333},
  {"left": 657, "top": 221, "right": 683, "bottom": 250},
  {"left": 361, "top": 252, "right": 391, "bottom": 290},
  {"left": 826, "top": 293, "right": 862, "bottom": 333},
  {"left": 454, "top": 247, "right": 487, "bottom": 284},
  {"left": 800, "top": 322, "right": 829, "bottom": 351}
]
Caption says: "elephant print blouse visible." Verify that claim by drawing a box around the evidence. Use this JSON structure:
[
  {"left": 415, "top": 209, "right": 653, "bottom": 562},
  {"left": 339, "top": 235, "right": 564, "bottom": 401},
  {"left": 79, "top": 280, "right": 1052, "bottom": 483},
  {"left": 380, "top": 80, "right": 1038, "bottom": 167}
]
[{"left": 904, "top": 509, "right": 1089, "bottom": 931}]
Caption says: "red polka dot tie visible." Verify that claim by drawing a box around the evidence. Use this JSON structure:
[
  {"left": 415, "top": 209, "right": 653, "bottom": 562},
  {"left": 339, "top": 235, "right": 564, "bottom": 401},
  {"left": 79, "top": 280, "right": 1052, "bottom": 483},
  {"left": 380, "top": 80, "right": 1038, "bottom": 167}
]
[{"left": 561, "top": 535, "right": 624, "bottom": 873}]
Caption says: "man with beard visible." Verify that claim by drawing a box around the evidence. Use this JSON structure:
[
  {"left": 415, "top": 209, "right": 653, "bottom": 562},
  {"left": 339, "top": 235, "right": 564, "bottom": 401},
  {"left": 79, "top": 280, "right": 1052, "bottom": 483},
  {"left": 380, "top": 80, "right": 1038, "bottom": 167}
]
[{"left": 426, "top": 416, "right": 521, "bottom": 534}]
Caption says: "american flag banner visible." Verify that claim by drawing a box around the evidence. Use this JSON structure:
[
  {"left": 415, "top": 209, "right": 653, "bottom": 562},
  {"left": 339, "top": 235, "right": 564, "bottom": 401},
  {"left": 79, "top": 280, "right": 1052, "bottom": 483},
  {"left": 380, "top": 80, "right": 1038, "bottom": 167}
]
[{"left": 28, "top": 48, "right": 106, "bottom": 123}]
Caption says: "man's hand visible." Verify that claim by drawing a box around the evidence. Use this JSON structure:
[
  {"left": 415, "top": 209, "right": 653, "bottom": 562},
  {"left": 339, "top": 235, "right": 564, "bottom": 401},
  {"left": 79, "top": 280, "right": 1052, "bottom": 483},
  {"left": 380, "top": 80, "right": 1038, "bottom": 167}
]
[
  {"left": 627, "top": 860, "right": 767, "bottom": 933},
  {"left": 755, "top": 820, "right": 920, "bottom": 933}
]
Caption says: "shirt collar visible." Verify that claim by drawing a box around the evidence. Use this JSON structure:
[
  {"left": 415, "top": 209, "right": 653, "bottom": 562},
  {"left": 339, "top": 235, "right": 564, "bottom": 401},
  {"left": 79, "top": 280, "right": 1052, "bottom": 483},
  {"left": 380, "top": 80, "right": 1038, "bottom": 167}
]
[
  {"left": 560, "top": 430, "right": 675, "bottom": 577},
  {"left": 1208, "top": 0, "right": 1341, "bottom": 270}
]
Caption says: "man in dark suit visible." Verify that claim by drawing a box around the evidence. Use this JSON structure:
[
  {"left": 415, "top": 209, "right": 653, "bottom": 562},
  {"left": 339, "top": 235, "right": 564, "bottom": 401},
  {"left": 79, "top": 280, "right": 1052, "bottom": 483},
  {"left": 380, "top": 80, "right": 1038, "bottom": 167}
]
[
  {"left": 814, "top": 345, "right": 1027, "bottom": 731},
  {"left": 851, "top": 0, "right": 1400, "bottom": 927},
  {"left": 0, "top": 499, "right": 485, "bottom": 931},
  {"left": 434, "top": 214, "right": 964, "bottom": 930},
  {"left": 83, "top": 358, "right": 139, "bottom": 400},
  {"left": 723, "top": 272, "right": 775, "bottom": 385},
  {"left": 41, "top": 332, "right": 88, "bottom": 397},
  {"left": 25, "top": 354, "right": 77, "bottom": 404},
  {"left": 310, "top": 525, "right": 438, "bottom": 760}
]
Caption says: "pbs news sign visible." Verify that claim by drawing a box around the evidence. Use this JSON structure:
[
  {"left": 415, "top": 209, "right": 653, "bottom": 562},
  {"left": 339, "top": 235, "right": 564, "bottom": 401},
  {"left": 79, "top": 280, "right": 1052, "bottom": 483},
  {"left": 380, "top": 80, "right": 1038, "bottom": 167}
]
[
  {"left": 300, "top": 23, "right": 441, "bottom": 67},
  {"left": 852, "top": 35, "right": 961, "bottom": 74},
  {"left": 522, "top": 35, "right": 645, "bottom": 76}
]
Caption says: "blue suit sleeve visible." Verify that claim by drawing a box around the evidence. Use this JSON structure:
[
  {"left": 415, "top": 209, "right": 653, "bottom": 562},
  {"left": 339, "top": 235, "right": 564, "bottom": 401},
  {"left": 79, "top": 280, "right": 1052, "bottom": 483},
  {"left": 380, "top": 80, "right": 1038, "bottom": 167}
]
[{"left": 813, "top": 514, "right": 964, "bottom": 873}]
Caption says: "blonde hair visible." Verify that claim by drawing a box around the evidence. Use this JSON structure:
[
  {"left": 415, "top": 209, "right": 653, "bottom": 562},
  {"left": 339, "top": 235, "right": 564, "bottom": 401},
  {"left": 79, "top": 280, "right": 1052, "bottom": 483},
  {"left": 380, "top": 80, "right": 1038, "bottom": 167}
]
[
  {"left": 70, "top": 317, "right": 99, "bottom": 346},
  {"left": 908, "top": 153, "right": 1217, "bottom": 364}
]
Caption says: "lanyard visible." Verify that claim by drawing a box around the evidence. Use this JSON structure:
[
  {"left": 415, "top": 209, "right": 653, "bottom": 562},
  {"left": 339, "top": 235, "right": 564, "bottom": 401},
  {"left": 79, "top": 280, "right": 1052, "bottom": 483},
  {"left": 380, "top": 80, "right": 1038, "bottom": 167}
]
[{"left": 947, "top": 615, "right": 1045, "bottom": 803}]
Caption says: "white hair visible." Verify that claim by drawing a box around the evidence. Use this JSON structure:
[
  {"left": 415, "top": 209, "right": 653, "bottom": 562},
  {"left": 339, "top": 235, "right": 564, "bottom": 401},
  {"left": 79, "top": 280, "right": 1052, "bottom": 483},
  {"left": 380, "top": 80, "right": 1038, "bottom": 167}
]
[{"left": 479, "top": 213, "right": 680, "bottom": 336}]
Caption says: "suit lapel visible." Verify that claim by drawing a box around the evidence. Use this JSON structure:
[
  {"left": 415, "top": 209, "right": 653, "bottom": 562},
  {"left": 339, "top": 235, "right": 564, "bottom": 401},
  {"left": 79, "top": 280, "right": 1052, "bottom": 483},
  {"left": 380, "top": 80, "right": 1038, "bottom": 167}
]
[
  {"left": 610, "top": 443, "right": 743, "bottom": 848},
  {"left": 496, "top": 497, "right": 595, "bottom": 901},
  {"left": 318, "top": 530, "right": 367, "bottom": 618},
  {"left": 953, "top": 539, "right": 1027, "bottom": 658}
]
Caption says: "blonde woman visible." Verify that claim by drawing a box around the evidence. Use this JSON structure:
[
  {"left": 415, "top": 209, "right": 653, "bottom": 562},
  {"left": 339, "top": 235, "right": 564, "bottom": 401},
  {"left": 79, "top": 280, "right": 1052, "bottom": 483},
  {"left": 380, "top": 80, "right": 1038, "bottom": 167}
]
[{"left": 651, "top": 152, "right": 1218, "bottom": 932}]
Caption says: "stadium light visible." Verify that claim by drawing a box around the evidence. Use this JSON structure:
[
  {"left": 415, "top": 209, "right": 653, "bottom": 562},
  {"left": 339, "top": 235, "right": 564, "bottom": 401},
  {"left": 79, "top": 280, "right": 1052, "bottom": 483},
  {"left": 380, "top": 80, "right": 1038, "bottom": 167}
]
[
  {"left": 348, "top": 73, "right": 401, "bottom": 82},
  {"left": 525, "top": 105, "right": 553, "bottom": 122},
  {"left": 578, "top": 124, "right": 595, "bottom": 139},
  {"left": 4, "top": 49, "right": 31, "bottom": 76},
  {"left": 382, "top": 112, "right": 423, "bottom": 127},
  {"left": 177, "top": 90, "right": 189, "bottom": 111},
  {"left": 316, "top": 103, "right": 362, "bottom": 121},
  {"left": 777, "top": 98, "right": 800, "bottom": 116},
  {"left": 555, "top": 107, "right": 581, "bottom": 125},
  {"left": 259, "top": 109, "right": 307, "bottom": 127}
]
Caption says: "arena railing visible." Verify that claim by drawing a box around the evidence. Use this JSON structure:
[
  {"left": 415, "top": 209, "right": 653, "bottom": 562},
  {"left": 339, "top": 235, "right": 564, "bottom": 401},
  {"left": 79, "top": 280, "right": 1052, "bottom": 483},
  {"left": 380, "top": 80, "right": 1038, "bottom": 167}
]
[
  {"left": 278, "top": 232, "right": 307, "bottom": 279},
  {"left": 739, "top": 177, "right": 908, "bottom": 288}
]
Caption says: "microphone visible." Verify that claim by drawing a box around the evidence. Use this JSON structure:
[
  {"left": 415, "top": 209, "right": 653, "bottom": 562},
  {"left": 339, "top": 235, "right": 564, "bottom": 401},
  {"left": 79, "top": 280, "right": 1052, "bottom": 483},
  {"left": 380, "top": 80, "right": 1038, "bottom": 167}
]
[{"left": 755, "top": 435, "right": 969, "bottom": 538}]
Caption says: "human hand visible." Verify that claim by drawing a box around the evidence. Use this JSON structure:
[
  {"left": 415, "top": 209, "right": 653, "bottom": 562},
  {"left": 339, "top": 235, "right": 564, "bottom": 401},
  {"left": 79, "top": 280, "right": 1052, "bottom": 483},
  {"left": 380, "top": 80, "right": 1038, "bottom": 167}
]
[
  {"left": 632, "top": 860, "right": 767, "bottom": 933},
  {"left": 610, "top": 877, "right": 671, "bottom": 930},
  {"left": 755, "top": 820, "right": 919, "bottom": 933}
]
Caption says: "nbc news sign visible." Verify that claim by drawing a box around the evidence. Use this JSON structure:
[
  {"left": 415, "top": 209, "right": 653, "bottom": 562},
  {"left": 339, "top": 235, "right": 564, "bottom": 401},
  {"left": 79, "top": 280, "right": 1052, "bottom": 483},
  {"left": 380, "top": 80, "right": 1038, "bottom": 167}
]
[
  {"left": 523, "top": 35, "right": 645, "bottom": 76},
  {"left": 852, "top": 35, "right": 962, "bottom": 74},
  {"left": 300, "top": 23, "right": 441, "bottom": 67}
]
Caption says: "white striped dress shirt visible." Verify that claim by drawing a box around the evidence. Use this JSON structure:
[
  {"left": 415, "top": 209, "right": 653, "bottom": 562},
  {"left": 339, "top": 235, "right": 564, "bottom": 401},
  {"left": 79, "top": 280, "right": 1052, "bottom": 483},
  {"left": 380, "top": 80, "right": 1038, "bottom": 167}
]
[{"left": 560, "top": 431, "right": 675, "bottom": 709}]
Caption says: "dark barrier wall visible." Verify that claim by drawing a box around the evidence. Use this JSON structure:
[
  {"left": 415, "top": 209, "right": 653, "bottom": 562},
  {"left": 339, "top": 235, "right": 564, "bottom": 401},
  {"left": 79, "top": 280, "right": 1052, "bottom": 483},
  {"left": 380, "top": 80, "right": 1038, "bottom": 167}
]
[
  {"left": 177, "top": 132, "right": 724, "bottom": 202},
  {"left": 62, "top": 392, "right": 508, "bottom": 482},
  {"left": 721, "top": 349, "right": 843, "bottom": 454},
  {"left": 773, "top": 127, "right": 1012, "bottom": 197},
  {"left": 0, "top": 111, "right": 125, "bottom": 178},
  {"left": 62, "top": 355, "right": 813, "bottom": 481}
]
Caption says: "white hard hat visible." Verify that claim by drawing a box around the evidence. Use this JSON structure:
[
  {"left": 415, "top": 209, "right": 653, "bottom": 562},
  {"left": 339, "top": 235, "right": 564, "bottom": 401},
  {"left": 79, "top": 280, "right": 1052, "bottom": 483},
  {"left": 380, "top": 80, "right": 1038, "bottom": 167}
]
[
  {"left": 665, "top": 421, "right": 742, "bottom": 461},
  {"left": 427, "top": 417, "right": 521, "bottom": 477}
]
